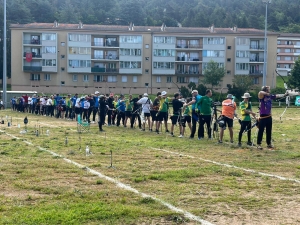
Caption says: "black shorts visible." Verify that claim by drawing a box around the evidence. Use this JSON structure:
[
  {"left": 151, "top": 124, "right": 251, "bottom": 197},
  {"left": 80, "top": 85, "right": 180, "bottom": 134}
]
[
  {"left": 156, "top": 112, "right": 167, "bottom": 122},
  {"left": 144, "top": 112, "right": 150, "bottom": 118},
  {"left": 171, "top": 115, "right": 180, "bottom": 125},
  {"left": 125, "top": 111, "right": 132, "bottom": 117},
  {"left": 164, "top": 112, "right": 168, "bottom": 122},
  {"left": 181, "top": 115, "right": 191, "bottom": 127},
  {"left": 75, "top": 107, "right": 81, "bottom": 114},
  {"left": 222, "top": 116, "right": 233, "bottom": 128},
  {"left": 150, "top": 111, "right": 158, "bottom": 120}
]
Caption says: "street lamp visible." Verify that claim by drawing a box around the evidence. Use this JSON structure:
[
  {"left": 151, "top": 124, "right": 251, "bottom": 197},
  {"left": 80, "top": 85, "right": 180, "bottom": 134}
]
[{"left": 262, "top": 0, "right": 271, "bottom": 86}]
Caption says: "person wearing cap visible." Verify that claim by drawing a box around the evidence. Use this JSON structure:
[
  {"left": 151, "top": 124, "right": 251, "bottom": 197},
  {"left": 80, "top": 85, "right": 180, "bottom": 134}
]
[
  {"left": 184, "top": 90, "right": 202, "bottom": 139},
  {"left": 116, "top": 94, "right": 126, "bottom": 126},
  {"left": 130, "top": 94, "right": 142, "bottom": 129},
  {"left": 92, "top": 91, "right": 100, "bottom": 123},
  {"left": 156, "top": 91, "right": 169, "bottom": 134},
  {"left": 238, "top": 93, "right": 256, "bottom": 147},
  {"left": 137, "top": 93, "right": 152, "bottom": 131},
  {"left": 198, "top": 89, "right": 213, "bottom": 139},
  {"left": 256, "top": 86, "right": 288, "bottom": 149},
  {"left": 219, "top": 94, "right": 237, "bottom": 143}
]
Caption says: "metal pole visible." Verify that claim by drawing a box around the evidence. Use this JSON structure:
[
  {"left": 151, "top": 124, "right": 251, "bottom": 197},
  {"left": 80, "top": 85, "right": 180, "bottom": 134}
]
[
  {"left": 263, "top": 1, "right": 268, "bottom": 86},
  {"left": 3, "top": 0, "right": 7, "bottom": 108}
]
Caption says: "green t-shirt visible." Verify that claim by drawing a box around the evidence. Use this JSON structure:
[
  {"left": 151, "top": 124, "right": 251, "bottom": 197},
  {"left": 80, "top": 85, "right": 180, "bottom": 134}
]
[
  {"left": 159, "top": 98, "right": 168, "bottom": 112},
  {"left": 240, "top": 101, "right": 251, "bottom": 121},
  {"left": 198, "top": 96, "right": 212, "bottom": 115},
  {"left": 183, "top": 105, "right": 192, "bottom": 116},
  {"left": 125, "top": 99, "right": 133, "bottom": 111}
]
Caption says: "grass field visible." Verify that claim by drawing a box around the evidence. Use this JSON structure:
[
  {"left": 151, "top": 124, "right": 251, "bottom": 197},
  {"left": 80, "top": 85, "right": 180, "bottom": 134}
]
[{"left": 0, "top": 108, "right": 300, "bottom": 225}]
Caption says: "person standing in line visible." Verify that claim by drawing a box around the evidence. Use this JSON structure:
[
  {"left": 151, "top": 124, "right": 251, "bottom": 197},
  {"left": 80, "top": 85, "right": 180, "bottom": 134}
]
[
  {"left": 219, "top": 94, "right": 236, "bottom": 143},
  {"left": 65, "top": 94, "right": 72, "bottom": 120},
  {"left": 257, "top": 86, "right": 288, "bottom": 149},
  {"left": 238, "top": 93, "right": 256, "bottom": 147},
  {"left": 179, "top": 98, "right": 192, "bottom": 138},
  {"left": 198, "top": 89, "right": 213, "bottom": 139},
  {"left": 107, "top": 93, "right": 114, "bottom": 126},
  {"left": 156, "top": 91, "right": 168, "bottom": 134},
  {"left": 116, "top": 94, "right": 126, "bottom": 126},
  {"left": 170, "top": 93, "right": 183, "bottom": 137},
  {"left": 137, "top": 93, "right": 152, "bottom": 131},
  {"left": 150, "top": 92, "right": 161, "bottom": 132},
  {"left": 184, "top": 90, "right": 202, "bottom": 139},
  {"left": 124, "top": 94, "right": 133, "bottom": 127},
  {"left": 98, "top": 95, "right": 108, "bottom": 132},
  {"left": 83, "top": 96, "right": 90, "bottom": 122},
  {"left": 131, "top": 95, "right": 142, "bottom": 129},
  {"left": 92, "top": 91, "right": 100, "bottom": 123}
]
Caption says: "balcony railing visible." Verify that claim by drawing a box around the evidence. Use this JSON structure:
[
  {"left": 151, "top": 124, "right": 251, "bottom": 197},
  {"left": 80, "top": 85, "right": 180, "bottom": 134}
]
[
  {"left": 249, "top": 70, "right": 263, "bottom": 75},
  {"left": 176, "top": 56, "right": 202, "bottom": 62},
  {"left": 92, "top": 41, "right": 119, "bottom": 47},
  {"left": 250, "top": 45, "right": 265, "bottom": 50},
  {"left": 93, "top": 55, "right": 119, "bottom": 60},
  {"left": 176, "top": 70, "right": 200, "bottom": 75},
  {"left": 91, "top": 67, "right": 119, "bottom": 73},
  {"left": 250, "top": 58, "right": 264, "bottom": 62},
  {"left": 176, "top": 44, "right": 203, "bottom": 49},
  {"left": 23, "top": 66, "right": 42, "bottom": 72},
  {"left": 23, "top": 40, "right": 41, "bottom": 45},
  {"left": 23, "top": 52, "right": 42, "bottom": 58}
]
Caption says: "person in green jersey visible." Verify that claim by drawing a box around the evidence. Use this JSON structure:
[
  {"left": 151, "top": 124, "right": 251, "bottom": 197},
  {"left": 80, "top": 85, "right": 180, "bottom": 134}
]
[
  {"left": 238, "top": 93, "right": 256, "bottom": 147},
  {"left": 179, "top": 98, "right": 192, "bottom": 138},
  {"left": 198, "top": 89, "right": 213, "bottom": 139},
  {"left": 124, "top": 94, "right": 133, "bottom": 127},
  {"left": 156, "top": 91, "right": 168, "bottom": 134}
]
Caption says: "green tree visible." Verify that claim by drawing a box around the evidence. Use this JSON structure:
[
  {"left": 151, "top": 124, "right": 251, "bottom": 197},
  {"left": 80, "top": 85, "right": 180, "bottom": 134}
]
[
  {"left": 202, "top": 60, "right": 225, "bottom": 89},
  {"left": 288, "top": 56, "right": 300, "bottom": 89}
]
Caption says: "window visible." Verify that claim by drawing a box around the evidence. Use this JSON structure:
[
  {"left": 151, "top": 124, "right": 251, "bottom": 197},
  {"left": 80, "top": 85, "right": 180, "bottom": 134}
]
[
  {"left": 285, "top": 56, "right": 292, "bottom": 60},
  {"left": 277, "top": 64, "right": 281, "bottom": 68},
  {"left": 69, "top": 60, "right": 91, "bottom": 68},
  {"left": 227, "top": 70, "right": 231, "bottom": 75},
  {"left": 122, "top": 76, "right": 127, "bottom": 82},
  {"left": 42, "top": 33, "right": 56, "bottom": 41},
  {"left": 107, "top": 76, "right": 117, "bottom": 82},
  {"left": 153, "top": 62, "right": 175, "bottom": 69},
  {"left": 61, "top": 42, "right": 65, "bottom": 46},
  {"left": 69, "top": 47, "right": 91, "bottom": 54},
  {"left": 120, "top": 61, "right": 142, "bottom": 69},
  {"left": 236, "top": 37, "right": 250, "bottom": 45},
  {"left": 227, "top": 46, "right": 231, "bottom": 49},
  {"left": 31, "top": 74, "right": 40, "bottom": 81},
  {"left": 166, "top": 76, "right": 172, "bottom": 83},
  {"left": 236, "top": 51, "right": 250, "bottom": 58},
  {"left": 227, "top": 58, "right": 231, "bottom": 62},
  {"left": 277, "top": 48, "right": 281, "bottom": 53},
  {"left": 42, "top": 59, "right": 56, "bottom": 66},
  {"left": 69, "top": 34, "right": 91, "bottom": 42},
  {"left": 145, "top": 69, "right": 149, "bottom": 73},
  {"left": 189, "top": 77, "right": 198, "bottom": 83},
  {"left": 203, "top": 37, "right": 225, "bottom": 45},
  {"left": 61, "top": 81, "right": 65, "bottom": 86},
  {"left": 94, "top": 75, "right": 104, "bottom": 82},
  {"left": 72, "top": 75, "right": 78, "bottom": 82},
  {"left": 83, "top": 75, "right": 89, "bottom": 82},
  {"left": 156, "top": 76, "right": 161, "bottom": 83},
  {"left": 177, "top": 77, "right": 186, "bottom": 83},
  {"left": 61, "top": 67, "right": 65, "bottom": 71},
  {"left": 153, "top": 36, "right": 176, "bottom": 44},
  {"left": 44, "top": 74, "right": 51, "bottom": 81},
  {"left": 133, "top": 76, "right": 138, "bottom": 83},
  {"left": 120, "top": 48, "right": 141, "bottom": 56},
  {"left": 285, "top": 49, "right": 291, "bottom": 53},
  {"left": 153, "top": 49, "right": 175, "bottom": 57},
  {"left": 43, "top": 46, "right": 56, "bottom": 53},
  {"left": 236, "top": 63, "right": 249, "bottom": 70},
  {"left": 203, "top": 50, "right": 224, "bottom": 57},
  {"left": 145, "top": 44, "right": 149, "bottom": 49},
  {"left": 253, "top": 78, "right": 259, "bottom": 84},
  {"left": 120, "top": 35, "right": 142, "bottom": 43},
  {"left": 277, "top": 56, "right": 281, "bottom": 60}
]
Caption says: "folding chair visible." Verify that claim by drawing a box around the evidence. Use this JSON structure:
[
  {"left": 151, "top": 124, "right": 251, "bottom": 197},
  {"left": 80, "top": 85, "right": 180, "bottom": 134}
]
[{"left": 77, "top": 115, "right": 90, "bottom": 133}]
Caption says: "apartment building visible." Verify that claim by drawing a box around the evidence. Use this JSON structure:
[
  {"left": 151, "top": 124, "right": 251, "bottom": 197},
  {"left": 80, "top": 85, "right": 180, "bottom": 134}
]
[
  {"left": 10, "top": 22, "right": 278, "bottom": 95},
  {"left": 277, "top": 33, "right": 300, "bottom": 76}
]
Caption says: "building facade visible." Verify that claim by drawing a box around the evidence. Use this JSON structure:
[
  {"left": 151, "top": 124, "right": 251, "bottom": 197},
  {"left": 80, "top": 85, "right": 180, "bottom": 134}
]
[
  {"left": 10, "top": 22, "right": 279, "bottom": 95},
  {"left": 277, "top": 33, "right": 300, "bottom": 76}
]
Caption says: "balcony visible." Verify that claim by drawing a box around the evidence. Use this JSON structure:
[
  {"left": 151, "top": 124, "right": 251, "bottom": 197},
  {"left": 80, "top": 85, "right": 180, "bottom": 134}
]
[
  {"left": 23, "top": 40, "right": 41, "bottom": 45},
  {"left": 93, "top": 55, "right": 119, "bottom": 60},
  {"left": 176, "top": 56, "right": 202, "bottom": 62},
  {"left": 176, "top": 44, "right": 203, "bottom": 49},
  {"left": 23, "top": 52, "right": 42, "bottom": 58},
  {"left": 249, "top": 70, "right": 263, "bottom": 76},
  {"left": 249, "top": 58, "right": 264, "bottom": 62},
  {"left": 92, "top": 41, "right": 119, "bottom": 47},
  {"left": 176, "top": 70, "right": 201, "bottom": 75},
  {"left": 23, "top": 66, "right": 42, "bottom": 72},
  {"left": 250, "top": 45, "right": 265, "bottom": 50},
  {"left": 91, "top": 67, "right": 119, "bottom": 73}
]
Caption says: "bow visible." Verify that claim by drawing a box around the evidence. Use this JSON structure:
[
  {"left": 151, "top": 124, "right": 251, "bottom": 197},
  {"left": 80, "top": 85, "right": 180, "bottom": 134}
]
[
  {"left": 275, "top": 69, "right": 299, "bottom": 120},
  {"left": 172, "top": 80, "right": 181, "bottom": 94}
]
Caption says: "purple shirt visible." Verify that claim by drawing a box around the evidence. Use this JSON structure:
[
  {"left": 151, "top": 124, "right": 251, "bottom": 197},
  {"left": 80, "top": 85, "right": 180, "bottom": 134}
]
[{"left": 259, "top": 94, "right": 276, "bottom": 115}]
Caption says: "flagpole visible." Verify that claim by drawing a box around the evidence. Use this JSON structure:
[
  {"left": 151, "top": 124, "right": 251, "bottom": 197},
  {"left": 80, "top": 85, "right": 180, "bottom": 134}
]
[{"left": 2, "top": 0, "right": 7, "bottom": 108}]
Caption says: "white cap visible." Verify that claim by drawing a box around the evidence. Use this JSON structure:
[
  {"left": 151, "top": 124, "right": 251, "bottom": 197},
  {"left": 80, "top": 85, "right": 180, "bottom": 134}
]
[
  {"left": 191, "top": 90, "right": 198, "bottom": 94},
  {"left": 161, "top": 91, "right": 167, "bottom": 96},
  {"left": 95, "top": 91, "right": 100, "bottom": 95},
  {"left": 143, "top": 93, "right": 148, "bottom": 96}
]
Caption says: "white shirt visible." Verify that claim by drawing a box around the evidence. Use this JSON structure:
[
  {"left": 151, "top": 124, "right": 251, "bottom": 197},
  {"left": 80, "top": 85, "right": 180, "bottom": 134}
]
[
  {"left": 46, "top": 98, "right": 52, "bottom": 106},
  {"left": 40, "top": 97, "right": 46, "bottom": 105},
  {"left": 84, "top": 100, "right": 90, "bottom": 109},
  {"left": 137, "top": 97, "right": 152, "bottom": 113},
  {"left": 75, "top": 98, "right": 81, "bottom": 108},
  {"left": 28, "top": 97, "right": 32, "bottom": 105}
]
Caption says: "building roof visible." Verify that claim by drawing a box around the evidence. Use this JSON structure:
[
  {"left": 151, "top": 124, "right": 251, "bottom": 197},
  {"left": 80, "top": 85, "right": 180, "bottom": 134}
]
[{"left": 10, "top": 22, "right": 279, "bottom": 35}]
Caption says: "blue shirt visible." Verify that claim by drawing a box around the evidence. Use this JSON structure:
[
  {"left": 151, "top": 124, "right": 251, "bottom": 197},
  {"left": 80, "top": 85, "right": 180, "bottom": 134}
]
[
  {"left": 11, "top": 98, "right": 16, "bottom": 104},
  {"left": 118, "top": 99, "right": 125, "bottom": 112},
  {"left": 192, "top": 94, "right": 202, "bottom": 110},
  {"left": 94, "top": 96, "right": 99, "bottom": 107},
  {"left": 32, "top": 97, "right": 37, "bottom": 104},
  {"left": 71, "top": 96, "right": 77, "bottom": 107}
]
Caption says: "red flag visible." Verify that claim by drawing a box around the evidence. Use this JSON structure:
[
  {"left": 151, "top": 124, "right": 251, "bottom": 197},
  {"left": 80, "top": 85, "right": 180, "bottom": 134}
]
[{"left": 26, "top": 52, "right": 32, "bottom": 62}]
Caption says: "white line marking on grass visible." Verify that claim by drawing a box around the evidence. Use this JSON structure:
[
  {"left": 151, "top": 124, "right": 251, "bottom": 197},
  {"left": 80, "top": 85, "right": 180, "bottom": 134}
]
[
  {"left": 150, "top": 147, "right": 300, "bottom": 184},
  {"left": 0, "top": 130, "right": 215, "bottom": 225}
]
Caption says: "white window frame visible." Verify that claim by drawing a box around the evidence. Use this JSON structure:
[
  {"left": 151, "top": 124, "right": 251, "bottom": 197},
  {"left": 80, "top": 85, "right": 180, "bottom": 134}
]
[
  {"left": 156, "top": 76, "right": 161, "bottom": 83},
  {"left": 132, "top": 76, "right": 137, "bottom": 83},
  {"left": 44, "top": 74, "right": 51, "bottom": 81},
  {"left": 83, "top": 75, "right": 89, "bottom": 82},
  {"left": 72, "top": 74, "right": 78, "bottom": 82},
  {"left": 121, "top": 76, "right": 127, "bottom": 83}
]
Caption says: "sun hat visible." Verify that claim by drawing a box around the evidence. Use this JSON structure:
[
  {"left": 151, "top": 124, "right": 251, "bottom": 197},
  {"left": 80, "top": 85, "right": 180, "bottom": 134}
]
[
  {"left": 161, "top": 91, "right": 167, "bottom": 96},
  {"left": 241, "top": 93, "right": 251, "bottom": 98}
]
